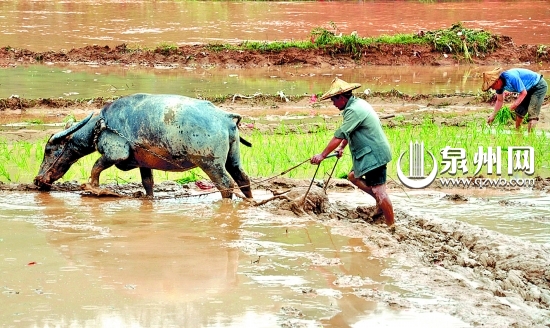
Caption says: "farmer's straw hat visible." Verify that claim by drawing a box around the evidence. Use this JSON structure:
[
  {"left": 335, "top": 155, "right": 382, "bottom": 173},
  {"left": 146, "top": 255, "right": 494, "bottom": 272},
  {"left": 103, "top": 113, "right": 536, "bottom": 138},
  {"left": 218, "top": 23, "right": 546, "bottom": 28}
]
[
  {"left": 320, "top": 77, "right": 361, "bottom": 100},
  {"left": 482, "top": 68, "right": 503, "bottom": 91}
]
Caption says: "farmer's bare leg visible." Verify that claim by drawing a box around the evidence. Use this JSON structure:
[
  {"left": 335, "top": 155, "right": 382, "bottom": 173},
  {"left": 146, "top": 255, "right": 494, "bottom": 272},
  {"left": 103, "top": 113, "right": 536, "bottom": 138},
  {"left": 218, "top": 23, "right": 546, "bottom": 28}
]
[
  {"left": 348, "top": 171, "right": 394, "bottom": 226},
  {"left": 371, "top": 184, "right": 395, "bottom": 226},
  {"left": 515, "top": 115, "right": 523, "bottom": 130},
  {"left": 525, "top": 78, "right": 546, "bottom": 133},
  {"left": 527, "top": 119, "right": 537, "bottom": 132}
]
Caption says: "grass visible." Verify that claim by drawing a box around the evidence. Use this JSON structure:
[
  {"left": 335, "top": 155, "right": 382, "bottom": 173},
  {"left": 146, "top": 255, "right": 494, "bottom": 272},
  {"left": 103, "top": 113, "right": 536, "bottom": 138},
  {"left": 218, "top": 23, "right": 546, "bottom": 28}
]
[
  {"left": 1, "top": 119, "right": 548, "bottom": 187},
  {"left": 204, "top": 22, "right": 499, "bottom": 61}
]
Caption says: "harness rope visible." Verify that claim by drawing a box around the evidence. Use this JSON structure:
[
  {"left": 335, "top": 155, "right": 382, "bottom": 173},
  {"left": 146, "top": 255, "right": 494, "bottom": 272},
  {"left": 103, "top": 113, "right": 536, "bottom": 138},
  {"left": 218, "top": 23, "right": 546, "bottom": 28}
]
[{"left": 183, "top": 158, "right": 314, "bottom": 199}]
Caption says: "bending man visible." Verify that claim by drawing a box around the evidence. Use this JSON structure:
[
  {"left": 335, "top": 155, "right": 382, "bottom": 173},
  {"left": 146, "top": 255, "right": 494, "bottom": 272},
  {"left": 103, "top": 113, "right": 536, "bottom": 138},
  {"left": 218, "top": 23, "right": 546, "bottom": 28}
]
[
  {"left": 310, "top": 78, "right": 394, "bottom": 226},
  {"left": 483, "top": 68, "right": 547, "bottom": 132}
]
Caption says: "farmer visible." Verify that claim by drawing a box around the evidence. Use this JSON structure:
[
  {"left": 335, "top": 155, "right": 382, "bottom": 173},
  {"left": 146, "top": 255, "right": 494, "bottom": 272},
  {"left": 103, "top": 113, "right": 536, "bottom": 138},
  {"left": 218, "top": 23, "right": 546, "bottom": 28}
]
[
  {"left": 482, "top": 67, "right": 547, "bottom": 132},
  {"left": 310, "top": 77, "right": 394, "bottom": 227}
]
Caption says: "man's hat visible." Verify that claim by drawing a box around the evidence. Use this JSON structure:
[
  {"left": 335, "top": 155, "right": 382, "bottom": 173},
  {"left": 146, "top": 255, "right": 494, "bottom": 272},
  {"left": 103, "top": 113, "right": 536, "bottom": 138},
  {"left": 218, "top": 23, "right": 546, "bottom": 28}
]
[
  {"left": 481, "top": 68, "right": 503, "bottom": 91},
  {"left": 319, "top": 77, "right": 361, "bottom": 100}
]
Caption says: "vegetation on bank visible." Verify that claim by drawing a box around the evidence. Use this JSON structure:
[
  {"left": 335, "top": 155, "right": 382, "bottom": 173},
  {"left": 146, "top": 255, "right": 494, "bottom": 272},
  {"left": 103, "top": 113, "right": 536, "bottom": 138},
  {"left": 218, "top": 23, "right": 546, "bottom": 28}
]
[
  {"left": 0, "top": 22, "right": 507, "bottom": 64},
  {"left": 1, "top": 119, "right": 547, "bottom": 188},
  {"left": 206, "top": 22, "right": 499, "bottom": 61}
]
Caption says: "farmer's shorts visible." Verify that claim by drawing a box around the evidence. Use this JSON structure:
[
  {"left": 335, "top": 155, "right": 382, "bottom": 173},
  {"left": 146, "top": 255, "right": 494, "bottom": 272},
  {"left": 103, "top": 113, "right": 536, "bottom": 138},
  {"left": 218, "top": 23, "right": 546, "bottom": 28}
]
[
  {"left": 361, "top": 164, "right": 387, "bottom": 187},
  {"left": 515, "top": 76, "right": 548, "bottom": 121}
]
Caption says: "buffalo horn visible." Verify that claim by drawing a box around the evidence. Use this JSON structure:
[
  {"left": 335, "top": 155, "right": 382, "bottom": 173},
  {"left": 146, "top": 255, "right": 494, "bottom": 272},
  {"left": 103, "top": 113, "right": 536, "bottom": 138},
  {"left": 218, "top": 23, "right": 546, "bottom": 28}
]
[{"left": 50, "top": 112, "right": 94, "bottom": 143}]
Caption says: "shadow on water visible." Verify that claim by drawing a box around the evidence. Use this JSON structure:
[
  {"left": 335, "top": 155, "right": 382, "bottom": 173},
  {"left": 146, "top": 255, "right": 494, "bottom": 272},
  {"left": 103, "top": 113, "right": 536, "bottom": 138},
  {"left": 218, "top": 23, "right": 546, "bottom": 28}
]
[{"left": 0, "top": 190, "right": 478, "bottom": 327}]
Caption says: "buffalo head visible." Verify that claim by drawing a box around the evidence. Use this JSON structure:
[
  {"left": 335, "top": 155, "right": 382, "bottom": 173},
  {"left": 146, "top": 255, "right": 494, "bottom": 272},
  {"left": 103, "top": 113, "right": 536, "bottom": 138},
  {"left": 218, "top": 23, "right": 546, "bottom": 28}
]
[{"left": 34, "top": 113, "right": 94, "bottom": 190}]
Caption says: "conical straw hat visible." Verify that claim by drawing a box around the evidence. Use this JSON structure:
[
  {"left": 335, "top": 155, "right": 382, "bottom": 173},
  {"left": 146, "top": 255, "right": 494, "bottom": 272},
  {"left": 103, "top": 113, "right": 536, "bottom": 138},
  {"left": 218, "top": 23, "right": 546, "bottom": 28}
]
[
  {"left": 481, "top": 68, "right": 503, "bottom": 91},
  {"left": 319, "top": 77, "right": 361, "bottom": 100}
]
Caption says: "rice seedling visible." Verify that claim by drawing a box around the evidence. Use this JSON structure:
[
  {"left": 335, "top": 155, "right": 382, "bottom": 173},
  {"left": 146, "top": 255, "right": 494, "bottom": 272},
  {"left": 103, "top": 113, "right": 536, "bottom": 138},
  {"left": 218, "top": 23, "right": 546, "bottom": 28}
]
[
  {"left": 1, "top": 119, "right": 548, "bottom": 186},
  {"left": 493, "top": 106, "right": 513, "bottom": 126},
  {"left": 0, "top": 163, "right": 10, "bottom": 182}
]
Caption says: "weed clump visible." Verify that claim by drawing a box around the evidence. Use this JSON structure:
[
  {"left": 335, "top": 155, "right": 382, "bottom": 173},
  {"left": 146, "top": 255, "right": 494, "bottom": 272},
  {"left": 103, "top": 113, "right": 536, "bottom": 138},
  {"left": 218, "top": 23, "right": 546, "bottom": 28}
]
[
  {"left": 421, "top": 22, "right": 500, "bottom": 61},
  {"left": 232, "top": 22, "right": 501, "bottom": 61}
]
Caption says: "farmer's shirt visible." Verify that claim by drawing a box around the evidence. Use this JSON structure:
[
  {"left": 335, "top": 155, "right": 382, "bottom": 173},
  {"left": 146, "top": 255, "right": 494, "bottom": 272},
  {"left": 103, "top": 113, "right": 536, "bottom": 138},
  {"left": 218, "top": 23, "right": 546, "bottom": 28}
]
[
  {"left": 334, "top": 96, "right": 392, "bottom": 177},
  {"left": 496, "top": 68, "right": 542, "bottom": 95}
]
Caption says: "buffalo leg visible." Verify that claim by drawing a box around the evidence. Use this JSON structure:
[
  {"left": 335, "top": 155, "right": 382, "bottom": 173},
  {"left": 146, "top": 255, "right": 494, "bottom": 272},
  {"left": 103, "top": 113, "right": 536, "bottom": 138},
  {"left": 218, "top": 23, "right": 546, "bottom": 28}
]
[
  {"left": 225, "top": 162, "right": 252, "bottom": 198},
  {"left": 199, "top": 162, "right": 235, "bottom": 199},
  {"left": 139, "top": 167, "right": 154, "bottom": 197},
  {"left": 226, "top": 141, "right": 253, "bottom": 198},
  {"left": 89, "top": 156, "right": 116, "bottom": 187},
  {"left": 91, "top": 134, "right": 130, "bottom": 187}
]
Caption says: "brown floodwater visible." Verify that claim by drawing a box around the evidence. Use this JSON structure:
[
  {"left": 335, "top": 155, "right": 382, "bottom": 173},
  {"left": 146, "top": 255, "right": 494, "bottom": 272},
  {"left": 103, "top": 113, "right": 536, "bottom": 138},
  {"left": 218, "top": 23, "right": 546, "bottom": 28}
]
[
  {"left": 1, "top": 188, "right": 548, "bottom": 326},
  {"left": 1, "top": 0, "right": 550, "bottom": 99},
  {"left": 1, "top": 0, "right": 548, "bottom": 51}
]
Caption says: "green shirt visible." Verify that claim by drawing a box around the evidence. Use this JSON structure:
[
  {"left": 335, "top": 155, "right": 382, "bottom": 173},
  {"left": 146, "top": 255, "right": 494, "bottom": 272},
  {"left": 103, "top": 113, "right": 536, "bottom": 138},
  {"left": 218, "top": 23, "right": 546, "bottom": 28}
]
[{"left": 334, "top": 96, "right": 392, "bottom": 177}]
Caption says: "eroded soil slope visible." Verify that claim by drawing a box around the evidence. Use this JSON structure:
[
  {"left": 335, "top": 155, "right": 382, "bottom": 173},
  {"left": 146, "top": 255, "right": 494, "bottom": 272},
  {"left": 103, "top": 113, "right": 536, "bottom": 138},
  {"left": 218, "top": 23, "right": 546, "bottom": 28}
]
[{"left": 1, "top": 35, "right": 548, "bottom": 69}]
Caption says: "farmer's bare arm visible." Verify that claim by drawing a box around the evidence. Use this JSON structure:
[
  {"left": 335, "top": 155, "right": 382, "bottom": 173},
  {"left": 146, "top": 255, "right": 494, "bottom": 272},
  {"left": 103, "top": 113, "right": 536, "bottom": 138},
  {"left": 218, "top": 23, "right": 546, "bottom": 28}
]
[
  {"left": 335, "top": 139, "right": 348, "bottom": 157},
  {"left": 487, "top": 93, "right": 505, "bottom": 124},
  {"left": 311, "top": 137, "right": 344, "bottom": 164}
]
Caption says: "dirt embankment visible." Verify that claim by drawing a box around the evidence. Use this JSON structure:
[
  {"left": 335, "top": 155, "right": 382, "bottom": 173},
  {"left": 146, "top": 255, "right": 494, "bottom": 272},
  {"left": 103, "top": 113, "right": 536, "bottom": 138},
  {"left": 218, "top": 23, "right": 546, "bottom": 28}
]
[
  {"left": 0, "top": 36, "right": 548, "bottom": 69},
  {"left": 1, "top": 33, "right": 548, "bottom": 128},
  {"left": 1, "top": 34, "right": 548, "bottom": 128}
]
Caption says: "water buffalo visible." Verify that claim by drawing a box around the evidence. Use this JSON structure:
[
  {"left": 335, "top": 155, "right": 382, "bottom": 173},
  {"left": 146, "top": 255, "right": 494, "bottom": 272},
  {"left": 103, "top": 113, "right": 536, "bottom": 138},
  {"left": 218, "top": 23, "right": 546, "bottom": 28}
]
[{"left": 34, "top": 93, "right": 253, "bottom": 199}]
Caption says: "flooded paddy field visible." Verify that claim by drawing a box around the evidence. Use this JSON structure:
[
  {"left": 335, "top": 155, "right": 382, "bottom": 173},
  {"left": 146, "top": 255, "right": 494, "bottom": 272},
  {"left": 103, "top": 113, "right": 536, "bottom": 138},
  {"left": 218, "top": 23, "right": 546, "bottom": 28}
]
[
  {"left": 1, "top": 67, "right": 550, "bottom": 328},
  {"left": 1, "top": 181, "right": 549, "bottom": 327},
  {"left": 1, "top": 1, "right": 550, "bottom": 327}
]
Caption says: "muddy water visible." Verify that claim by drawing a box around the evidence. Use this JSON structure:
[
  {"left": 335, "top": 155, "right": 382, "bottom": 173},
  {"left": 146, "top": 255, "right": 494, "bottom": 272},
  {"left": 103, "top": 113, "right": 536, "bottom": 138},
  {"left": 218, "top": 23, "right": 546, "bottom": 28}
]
[
  {"left": 2, "top": 62, "right": 549, "bottom": 100},
  {"left": 2, "top": 63, "right": 519, "bottom": 99},
  {"left": 2, "top": 1, "right": 550, "bottom": 99},
  {"left": 1, "top": 188, "right": 547, "bottom": 327},
  {"left": 1, "top": 0, "right": 548, "bottom": 51}
]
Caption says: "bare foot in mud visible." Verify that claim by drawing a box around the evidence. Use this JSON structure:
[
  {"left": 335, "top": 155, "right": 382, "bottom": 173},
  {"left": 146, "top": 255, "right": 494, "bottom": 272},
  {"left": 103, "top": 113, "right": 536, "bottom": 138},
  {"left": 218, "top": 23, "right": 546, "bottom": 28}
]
[
  {"left": 355, "top": 205, "right": 391, "bottom": 226},
  {"left": 373, "top": 207, "right": 396, "bottom": 228}
]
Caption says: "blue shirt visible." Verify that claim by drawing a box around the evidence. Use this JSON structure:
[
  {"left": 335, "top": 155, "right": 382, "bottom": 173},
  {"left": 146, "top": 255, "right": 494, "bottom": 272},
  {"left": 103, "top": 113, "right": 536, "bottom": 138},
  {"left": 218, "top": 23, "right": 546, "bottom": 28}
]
[{"left": 496, "top": 68, "right": 541, "bottom": 95}]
